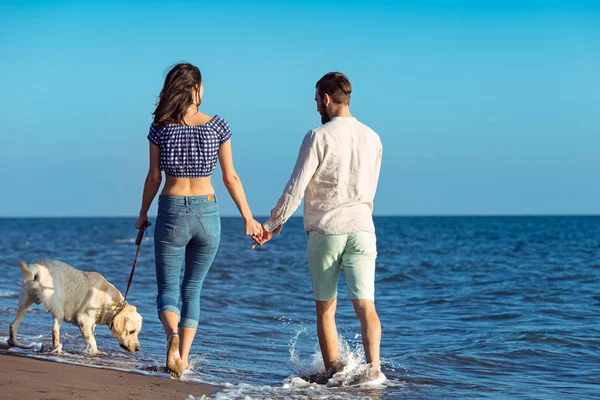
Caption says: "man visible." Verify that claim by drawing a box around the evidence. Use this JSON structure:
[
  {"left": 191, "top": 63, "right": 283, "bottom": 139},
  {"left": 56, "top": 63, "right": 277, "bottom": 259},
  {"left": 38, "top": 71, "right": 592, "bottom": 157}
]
[{"left": 254, "top": 72, "right": 384, "bottom": 384}]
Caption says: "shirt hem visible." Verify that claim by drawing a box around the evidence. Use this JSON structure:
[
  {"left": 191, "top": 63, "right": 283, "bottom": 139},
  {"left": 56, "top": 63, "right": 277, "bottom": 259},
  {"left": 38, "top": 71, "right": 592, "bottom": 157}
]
[{"left": 304, "top": 226, "right": 376, "bottom": 235}]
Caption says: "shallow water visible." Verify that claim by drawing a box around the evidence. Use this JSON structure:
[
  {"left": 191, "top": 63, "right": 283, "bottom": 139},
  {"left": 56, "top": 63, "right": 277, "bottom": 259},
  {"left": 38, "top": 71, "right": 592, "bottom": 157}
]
[{"left": 1, "top": 216, "right": 599, "bottom": 399}]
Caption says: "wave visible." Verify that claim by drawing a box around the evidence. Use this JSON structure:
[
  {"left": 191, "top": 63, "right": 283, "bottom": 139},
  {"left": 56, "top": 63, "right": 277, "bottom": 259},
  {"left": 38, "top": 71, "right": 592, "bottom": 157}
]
[
  {"left": 115, "top": 237, "right": 153, "bottom": 244},
  {"left": 2, "top": 331, "right": 395, "bottom": 400},
  {"left": 0, "top": 290, "right": 20, "bottom": 299}
]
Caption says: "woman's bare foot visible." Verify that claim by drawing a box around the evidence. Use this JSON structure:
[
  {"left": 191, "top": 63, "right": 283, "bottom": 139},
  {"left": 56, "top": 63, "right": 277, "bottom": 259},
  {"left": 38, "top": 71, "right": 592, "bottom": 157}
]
[{"left": 166, "top": 334, "right": 183, "bottom": 378}]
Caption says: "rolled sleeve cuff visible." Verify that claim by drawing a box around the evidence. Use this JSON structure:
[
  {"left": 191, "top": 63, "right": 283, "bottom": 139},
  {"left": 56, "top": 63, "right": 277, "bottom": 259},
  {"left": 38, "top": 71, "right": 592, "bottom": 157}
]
[{"left": 263, "top": 219, "right": 280, "bottom": 233}]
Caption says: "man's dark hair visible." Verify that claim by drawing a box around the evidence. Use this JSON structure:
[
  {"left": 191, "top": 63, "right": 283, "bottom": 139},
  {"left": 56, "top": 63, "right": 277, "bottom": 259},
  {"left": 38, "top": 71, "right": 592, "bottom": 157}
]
[{"left": 316, "top": 72, "right": 352, "bottom": 105}]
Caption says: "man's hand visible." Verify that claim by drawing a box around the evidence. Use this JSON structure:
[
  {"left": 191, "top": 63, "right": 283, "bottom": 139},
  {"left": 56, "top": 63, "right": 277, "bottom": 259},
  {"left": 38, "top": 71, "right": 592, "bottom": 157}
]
[{"left": 251, "top": 225, "right": 276, "bottom": 249}]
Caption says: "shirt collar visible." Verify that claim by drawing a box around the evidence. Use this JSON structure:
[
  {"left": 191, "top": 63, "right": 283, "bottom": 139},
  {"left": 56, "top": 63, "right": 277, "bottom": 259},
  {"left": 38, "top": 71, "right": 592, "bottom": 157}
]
[{"left": 330, "top": 116, "right": 357, "bottom": 122}]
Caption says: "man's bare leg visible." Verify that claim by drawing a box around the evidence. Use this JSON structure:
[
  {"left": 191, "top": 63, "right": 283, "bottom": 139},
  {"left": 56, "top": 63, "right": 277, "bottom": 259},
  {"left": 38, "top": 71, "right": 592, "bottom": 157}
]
[
  {"left": 316, "top": 299, "right": 339, "bottom": 371},
  {"left": 351, "top": 299, "right": 381, "bottom": 370}
]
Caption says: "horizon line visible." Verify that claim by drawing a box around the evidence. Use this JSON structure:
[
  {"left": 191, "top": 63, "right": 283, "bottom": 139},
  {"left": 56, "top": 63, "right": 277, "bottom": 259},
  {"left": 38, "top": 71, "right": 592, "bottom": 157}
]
[{"left": 1, "top": 214, "right": 599, "bottom": 219}]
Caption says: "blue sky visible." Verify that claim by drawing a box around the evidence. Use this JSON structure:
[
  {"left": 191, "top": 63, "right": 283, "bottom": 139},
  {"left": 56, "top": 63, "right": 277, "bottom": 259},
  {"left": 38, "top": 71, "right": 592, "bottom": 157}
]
[{"left": 1, "top": 0, "right": 598, "bottom": 217}]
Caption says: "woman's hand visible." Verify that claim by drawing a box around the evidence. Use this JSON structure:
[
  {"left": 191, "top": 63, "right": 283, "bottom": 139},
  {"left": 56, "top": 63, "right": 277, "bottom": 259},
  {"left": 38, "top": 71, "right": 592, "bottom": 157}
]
[
  {"left": 135, "top": 214, "right": 148, "bottom": 230},
  {"left": 245, "top": 218, "right": 263, "bottom": 240}
]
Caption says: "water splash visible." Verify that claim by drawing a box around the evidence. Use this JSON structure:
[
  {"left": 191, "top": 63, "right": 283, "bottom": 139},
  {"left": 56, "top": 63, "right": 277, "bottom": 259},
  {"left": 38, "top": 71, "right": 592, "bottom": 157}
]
[
  {"left": 284, "top": 330, "right": 389, "bottom": 389},
  {"left": 184, "top": 329, "right": 389, "bottom": 400}
]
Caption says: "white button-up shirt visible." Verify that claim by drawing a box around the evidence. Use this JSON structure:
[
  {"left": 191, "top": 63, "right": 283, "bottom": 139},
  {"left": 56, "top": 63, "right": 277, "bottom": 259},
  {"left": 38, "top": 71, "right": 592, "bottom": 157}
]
[{"left": 264, "top": 116, "right": 383, "bottom": 234}]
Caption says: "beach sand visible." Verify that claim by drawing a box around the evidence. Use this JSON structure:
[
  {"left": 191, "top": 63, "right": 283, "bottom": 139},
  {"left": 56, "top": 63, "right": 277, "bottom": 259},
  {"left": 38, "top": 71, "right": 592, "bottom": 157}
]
[{"left": 0, "top": 347, "right": 218, "bottom": 400}]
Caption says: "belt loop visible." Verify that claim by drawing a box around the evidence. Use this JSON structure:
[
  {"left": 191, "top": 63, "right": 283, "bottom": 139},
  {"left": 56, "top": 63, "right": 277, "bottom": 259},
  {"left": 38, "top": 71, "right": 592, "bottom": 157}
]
[{"left": 184, "top": 196, "right": 188, "bottom": 206}]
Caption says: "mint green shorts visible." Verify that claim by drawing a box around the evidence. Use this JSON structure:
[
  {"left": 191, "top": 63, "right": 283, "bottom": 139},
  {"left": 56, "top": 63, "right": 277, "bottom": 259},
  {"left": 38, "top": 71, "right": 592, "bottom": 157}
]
[{"left": 307, "top": 231, "right": 377, "bottom": 301}]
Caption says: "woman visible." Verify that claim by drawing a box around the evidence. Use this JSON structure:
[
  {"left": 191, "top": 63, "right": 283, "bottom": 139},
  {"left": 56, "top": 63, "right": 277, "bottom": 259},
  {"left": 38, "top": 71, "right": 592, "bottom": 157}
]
[{"left": 135, "top": 63, "right": 262, "bottom": 378}]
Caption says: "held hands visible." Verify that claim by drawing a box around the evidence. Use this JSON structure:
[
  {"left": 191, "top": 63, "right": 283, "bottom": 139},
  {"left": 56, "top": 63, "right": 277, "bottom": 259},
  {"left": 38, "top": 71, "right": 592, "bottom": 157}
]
[
  {"left": 245, "top": 218, "right": 263, "bottom": 240},
  {"left": 251, "top": 224, "right": 281, "bottom": 249},
  {"left": 246, "top": 218, "right": 273, "bottom": 248}
]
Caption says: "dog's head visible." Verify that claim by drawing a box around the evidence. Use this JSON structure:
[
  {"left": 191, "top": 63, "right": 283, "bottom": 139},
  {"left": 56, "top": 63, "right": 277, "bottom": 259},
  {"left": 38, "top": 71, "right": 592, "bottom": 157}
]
[{"left": 109, "top": 304, "right": 142, "bottom": 352}]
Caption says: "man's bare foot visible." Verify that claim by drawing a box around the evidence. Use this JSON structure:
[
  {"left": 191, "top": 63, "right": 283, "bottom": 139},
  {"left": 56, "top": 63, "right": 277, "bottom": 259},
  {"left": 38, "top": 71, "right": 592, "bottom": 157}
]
[
  {"left": 349, "top": 365, "right": 387, "bottom": 385},
  {"left": 166, "top": 334, "right": 183, "bottom": 378},
  {"left": 328, "top": 359, "right": 345, "bottom": 376},
  {"left": 305, "top": 359, "right": 346, "bottom": 384}
]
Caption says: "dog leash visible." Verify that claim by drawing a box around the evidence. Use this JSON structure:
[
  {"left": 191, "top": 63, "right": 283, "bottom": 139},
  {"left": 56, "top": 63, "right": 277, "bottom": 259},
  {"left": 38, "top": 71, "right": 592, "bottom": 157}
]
[{"left": 124, "top": 220, "right": 151, "bottom": 301}]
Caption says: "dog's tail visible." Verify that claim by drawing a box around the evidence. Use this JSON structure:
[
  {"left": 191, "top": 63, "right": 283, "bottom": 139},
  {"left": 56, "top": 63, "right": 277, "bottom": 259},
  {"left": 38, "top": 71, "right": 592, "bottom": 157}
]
[{"left": 19, "top": 261, "right": 35, "bottom": 281}]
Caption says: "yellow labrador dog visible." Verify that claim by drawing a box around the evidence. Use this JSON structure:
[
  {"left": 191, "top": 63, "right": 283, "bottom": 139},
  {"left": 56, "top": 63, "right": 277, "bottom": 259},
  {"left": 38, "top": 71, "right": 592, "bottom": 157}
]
[{"left": 8, "top": 259, "right": 142, "bottom": 355}]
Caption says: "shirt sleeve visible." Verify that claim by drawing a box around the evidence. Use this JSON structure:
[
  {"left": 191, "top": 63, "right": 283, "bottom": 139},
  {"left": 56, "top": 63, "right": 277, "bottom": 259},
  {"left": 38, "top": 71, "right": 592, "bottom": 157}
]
[
  {"left": 263, "top": 130, "right": 320, "bottom": 232},
  {"left": 147, "top": 123, "right": 161, "bottom": 146},
  {"left": 373, "top": 145, "right": 382, "bottom": 198},
  {"left": 214, "top": 117, "right": 232, "bottom": 144}
]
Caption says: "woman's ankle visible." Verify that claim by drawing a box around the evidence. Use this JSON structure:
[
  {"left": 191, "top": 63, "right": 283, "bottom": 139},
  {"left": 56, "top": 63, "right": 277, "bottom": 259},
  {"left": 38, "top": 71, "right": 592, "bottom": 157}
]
[{"left": 180, "top": 353, "right": 190, "bottom": 367}]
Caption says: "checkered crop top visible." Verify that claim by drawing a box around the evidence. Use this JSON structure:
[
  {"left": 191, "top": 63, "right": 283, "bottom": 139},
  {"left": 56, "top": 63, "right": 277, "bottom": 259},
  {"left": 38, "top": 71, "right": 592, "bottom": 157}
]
[{"left": 147, "top": 115, "right": 232, "bottom": 178}]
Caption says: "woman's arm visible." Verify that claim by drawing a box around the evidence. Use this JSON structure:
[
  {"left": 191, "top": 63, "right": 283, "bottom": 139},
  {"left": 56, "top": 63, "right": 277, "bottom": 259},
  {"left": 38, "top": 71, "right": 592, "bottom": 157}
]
[
  {"left": 217, "top": 140, "right": 262, "bottom": 239},
  {"left": 135, "top": 143, "right": 162, "bottom": 229}
]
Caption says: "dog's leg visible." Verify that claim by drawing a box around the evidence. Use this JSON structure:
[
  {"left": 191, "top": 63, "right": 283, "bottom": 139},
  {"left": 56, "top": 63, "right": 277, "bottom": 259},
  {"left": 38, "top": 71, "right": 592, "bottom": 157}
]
[
  {"left": 50, "top": 317, "right": 63, "bottom": 354},
  {"left": 79, "top": 324, "right": 101, "bottom": 355},
  {"left": 8, "top": 295, "right": 34, "bottom": 347}
]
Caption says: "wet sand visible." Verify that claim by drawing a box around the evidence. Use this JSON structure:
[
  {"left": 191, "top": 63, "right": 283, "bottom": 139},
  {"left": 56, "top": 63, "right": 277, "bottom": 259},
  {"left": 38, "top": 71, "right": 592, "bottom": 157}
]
[{"left": 0, "top": 347, "right": 219, "bottom": 400}]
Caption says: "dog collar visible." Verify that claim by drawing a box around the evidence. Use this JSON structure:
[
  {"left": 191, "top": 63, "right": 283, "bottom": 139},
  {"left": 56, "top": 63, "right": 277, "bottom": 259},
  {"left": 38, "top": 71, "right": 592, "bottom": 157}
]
[{"left": 108, "top": 300, "right": 128, "bottom": 329}]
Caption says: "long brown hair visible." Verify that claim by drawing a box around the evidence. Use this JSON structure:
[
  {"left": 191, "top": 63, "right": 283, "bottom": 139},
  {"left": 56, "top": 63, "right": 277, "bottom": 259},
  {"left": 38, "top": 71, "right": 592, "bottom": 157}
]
[{"left": 153, "top": 63, "right": 202, "bottom": 129}]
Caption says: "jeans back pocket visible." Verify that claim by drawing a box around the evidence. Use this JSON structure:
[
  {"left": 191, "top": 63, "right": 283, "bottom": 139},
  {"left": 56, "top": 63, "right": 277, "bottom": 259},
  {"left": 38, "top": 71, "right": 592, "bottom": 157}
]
[{"left": 196, "top": 211, "right": 220, "bottom": 238}]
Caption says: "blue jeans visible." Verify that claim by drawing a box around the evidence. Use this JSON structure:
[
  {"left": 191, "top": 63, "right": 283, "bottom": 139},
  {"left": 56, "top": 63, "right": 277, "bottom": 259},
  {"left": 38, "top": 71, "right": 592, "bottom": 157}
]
[{"left": 154, "top": 195, "right": 221, "bottom": 329}]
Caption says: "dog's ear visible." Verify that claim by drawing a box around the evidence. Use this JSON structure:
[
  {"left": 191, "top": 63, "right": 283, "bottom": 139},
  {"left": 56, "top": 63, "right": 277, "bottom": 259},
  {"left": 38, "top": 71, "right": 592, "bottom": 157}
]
[
  {"left": 111, "top": 314, "right": 126, "bottom": 334},
  {"left": 123, "top": 305, "right": 137, "bottom": 313}
]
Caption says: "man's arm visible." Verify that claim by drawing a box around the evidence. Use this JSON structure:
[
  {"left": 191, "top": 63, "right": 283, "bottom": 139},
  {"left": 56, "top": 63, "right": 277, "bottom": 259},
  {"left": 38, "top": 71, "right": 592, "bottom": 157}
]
[
  {"left": 263, "top": 130, "right": 321, "bottom": 233},
  {"left": 373, "top": 146, "right": 382, "bottom": 197}
]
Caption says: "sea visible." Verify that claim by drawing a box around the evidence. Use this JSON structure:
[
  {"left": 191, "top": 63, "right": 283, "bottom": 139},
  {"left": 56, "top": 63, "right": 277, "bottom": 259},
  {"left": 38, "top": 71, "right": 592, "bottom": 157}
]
[{"left": 0, "top": 216, "right": 598, "bottom": 399}]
